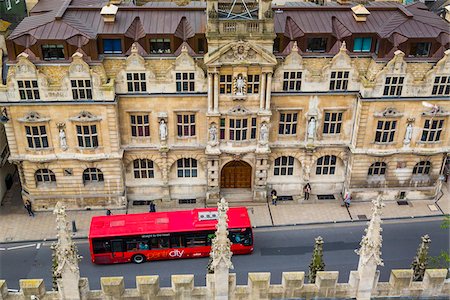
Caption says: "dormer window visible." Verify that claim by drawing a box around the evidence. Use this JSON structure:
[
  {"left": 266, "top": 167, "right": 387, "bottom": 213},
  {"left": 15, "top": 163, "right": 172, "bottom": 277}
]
[
  {"left": 42, "top": 44, "right": 65, "bottom": 60},
  {"left": 410, "top": 42, "right": 431, "bottom": 57},
  {"left": 103, "top": 39, "right": 122, "bottom": 54},
  {"left": 150, "top": 38, "right": 171, "bottom": 54},
  {"left": 353, "top": 37, "right": 372, "bottom": 52},
  {"left": 306, "top": 38, "right": 327, "bottom": 52}
]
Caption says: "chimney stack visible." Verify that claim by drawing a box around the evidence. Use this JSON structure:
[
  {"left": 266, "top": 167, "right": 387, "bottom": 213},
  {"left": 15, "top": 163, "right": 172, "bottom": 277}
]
[
  {"left": 351, "top": 4, "right": 370, "bottom": 22},
  {"left": 101, "top": 3, "right": 119, "bottom": 23}
]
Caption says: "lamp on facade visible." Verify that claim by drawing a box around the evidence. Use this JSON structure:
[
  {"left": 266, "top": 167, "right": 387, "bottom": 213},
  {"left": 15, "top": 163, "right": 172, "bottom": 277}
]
[{"left": 0, "top": 108, "right": 9, "bottom": 124}]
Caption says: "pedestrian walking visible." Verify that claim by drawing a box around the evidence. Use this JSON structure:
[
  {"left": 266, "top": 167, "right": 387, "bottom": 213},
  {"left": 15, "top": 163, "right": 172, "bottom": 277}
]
[
  {"left": 106, "top": 209, "right": 112, "bottom": 216},
  {"left": 303, "top": 183, "right": 311, "bottom": 200},
  {"left": 271, "top": 189, "right": 278, "bottom": 206},
  {"left": 24, "top": 200, "right": 34, "bottom": 217},
  {"left": 149, "top": 201, "right": 156, "bottom": 212},
  {"left": 343, "top": 193, "right": 351, "bottom": 208}
]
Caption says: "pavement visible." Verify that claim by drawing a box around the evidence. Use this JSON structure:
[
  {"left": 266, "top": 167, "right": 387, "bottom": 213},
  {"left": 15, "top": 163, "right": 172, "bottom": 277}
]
[{"left": 0, "top": 177, "right": 448, "bottom": 244}]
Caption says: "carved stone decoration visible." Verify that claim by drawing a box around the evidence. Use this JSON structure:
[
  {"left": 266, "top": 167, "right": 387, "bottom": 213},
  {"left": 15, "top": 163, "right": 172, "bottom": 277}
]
[
  {"left": 232, "top": 41, "right": 251, "bottom": 61},
  {"left": 307, "top": 117, "right": 316, "bottom": 140},
  {"left": 355, "top": 194, "right": 384, "bottom": 267},
  {"left": 159, "top": 119, "right": 168, "bottom": 141},
  {"left": 208, "top": 123, "right": 218, "bottom": 146},
  {"left": 51, "top": 202, "right": 82, "bottom": 300},
  {"left": 18, "top": 111, "right": 50, "bottom": 123},
  {"left": 228, "top": 105, "right": 251, "bottom": 116},
  {"left": 403, "top": 122, "right": 413, "bottom": 146},
  {"left": 69, "top": 111, "right": 102, "bottom": 122},
  {"left": 421, "top": 105, "right": 449, "bottom": 117},
  {"left": 233, "top": 74, "right": 247, "bottom": 97},
  {"left": 259, "top": 122, "right": 269, "bottom": 145},
  {"left": 209, "top": 198, "right": 234, "bottom": 272},
  {"left": 15, "top": 52, "right": 37, "bottom": 77},
  {"left": 57, "top": 123, "right": 68, "bottom": 151},
  {"left": 69, "top": 52, "right": 90, "bottom": 76},
  {"left": 373, "top": 107, "right": 404, "bottom": 118}
]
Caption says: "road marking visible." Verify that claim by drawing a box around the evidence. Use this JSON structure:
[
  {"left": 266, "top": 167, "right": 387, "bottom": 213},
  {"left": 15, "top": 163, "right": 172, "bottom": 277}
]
[
  {"left": 7, "top": 244, "right": 36, "bottom": 250},
  {"left": 36, "top": 243, "right": 41, "bottom": 249},
  {"left": 0, "top": 248, "right": 6, "bottom": 251}
]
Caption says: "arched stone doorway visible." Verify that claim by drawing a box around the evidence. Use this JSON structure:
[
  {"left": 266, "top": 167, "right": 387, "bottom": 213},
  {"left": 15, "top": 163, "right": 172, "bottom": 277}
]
[{"left": 221, "top": 160, "right": 252, "bottom": 188}]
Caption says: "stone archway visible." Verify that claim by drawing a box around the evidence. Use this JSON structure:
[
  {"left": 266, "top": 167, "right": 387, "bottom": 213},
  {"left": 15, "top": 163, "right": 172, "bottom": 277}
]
[{"left": 220, "top": 160, "right": 252, "bottom": 188}]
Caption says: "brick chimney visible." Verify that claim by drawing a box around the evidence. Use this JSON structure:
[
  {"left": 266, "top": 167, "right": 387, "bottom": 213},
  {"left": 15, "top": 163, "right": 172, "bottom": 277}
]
[
  {"left": 351, "top": 4, "right": 370, "bottom": 22},
  {"left": 101, "top": 3, "right": 119, "bottom": 23}
]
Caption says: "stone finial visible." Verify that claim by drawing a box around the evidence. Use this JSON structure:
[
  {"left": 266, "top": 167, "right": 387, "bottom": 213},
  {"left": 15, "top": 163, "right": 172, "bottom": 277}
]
[
  {"left": 292, "top": 41, "right": 299, "bottom": 53},
  {"left": 340, "top": 41, "right": 347, "bottom": 52},
  {"left": 52, "top": 202, "right": 82, "bottom": 299},
  {"left": 209, "top": 198, "right": 233, "bottom": 271},
  {"left": 131, "top": 42, "right": 139, "bottom": 54},
  {"left": 355, "top": 194, "right": 384, "bottom": 267},
  {"left": 411, "top": 234, "right": 431, "bottom": 281},
  {"left": 181, "top": 44, "right": 188, "bottom": 53}
]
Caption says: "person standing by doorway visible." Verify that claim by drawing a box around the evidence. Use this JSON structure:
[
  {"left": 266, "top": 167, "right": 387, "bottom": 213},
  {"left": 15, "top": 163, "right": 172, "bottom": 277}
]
[
  {"left": 24, "top": 200, "right": 34, "bottom": 217},
  {"left": 149, "top": 201, "right": 156, "bottom": 212},
  {"left": 271, "top": 189, "right": 278, "bottom": 206},
  {"left": 303, "top": 183, "right": 311, "bottom": 200}
]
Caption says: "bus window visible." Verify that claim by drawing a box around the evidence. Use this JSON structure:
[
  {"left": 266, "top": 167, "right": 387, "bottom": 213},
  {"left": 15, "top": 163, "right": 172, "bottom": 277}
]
[
  {"left": 206, "top": 233, "right": 215, "bottom": 246},
  {"left": 92, "top": 239, "right": 111, "bottom": 254},
  {"left": 138, "top": 241, "right": 149, "bottom": 250},
  {"left": 229, "top": 228, "right": 252, "bottom": 246},
  {"left": 170, "top": 236, "right": 184, "bottom": 248},
  {"left": 186, "top": 234, "right": 207, "bottom": 247},
  {"left": 111, "top": 240, "right": 124, "bottom": 252},
  {"left": 152, "top": 237, "right": 169, "bottom": 249},
  {"left": 127, "top": 242, "right": 138, "bottom": 251}
]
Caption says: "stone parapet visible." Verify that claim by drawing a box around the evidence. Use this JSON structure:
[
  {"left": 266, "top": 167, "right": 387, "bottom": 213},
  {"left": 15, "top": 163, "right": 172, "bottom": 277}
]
[{"left": 1, "top": 269, "right": 448, "bottom": 300}]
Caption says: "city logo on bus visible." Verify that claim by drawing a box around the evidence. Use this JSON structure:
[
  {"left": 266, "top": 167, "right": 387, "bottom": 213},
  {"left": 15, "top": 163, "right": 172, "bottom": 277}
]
[{"left": 169, "top": 249, "right": 184, "bottom": 257}]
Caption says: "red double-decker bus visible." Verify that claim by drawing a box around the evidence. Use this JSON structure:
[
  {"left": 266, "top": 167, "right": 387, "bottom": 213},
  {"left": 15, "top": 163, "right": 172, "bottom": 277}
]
[{"left": 89, "top": 207, "right": 253, "bottom": 264}]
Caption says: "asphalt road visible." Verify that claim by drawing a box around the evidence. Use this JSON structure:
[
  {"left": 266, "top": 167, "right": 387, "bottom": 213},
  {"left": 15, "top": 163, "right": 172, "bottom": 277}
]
[{"left": 0, "top": 218, "right": 448, "bottom": 291}]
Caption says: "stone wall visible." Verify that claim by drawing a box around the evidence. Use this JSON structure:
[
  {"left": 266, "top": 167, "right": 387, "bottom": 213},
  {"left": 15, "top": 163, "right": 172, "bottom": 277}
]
[{"left": 0, "top": 269, "right": 448, "bottom": 300}]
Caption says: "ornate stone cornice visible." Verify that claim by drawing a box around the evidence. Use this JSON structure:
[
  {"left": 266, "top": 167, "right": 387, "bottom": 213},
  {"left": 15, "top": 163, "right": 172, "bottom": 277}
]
[
  {"left": 373, "top": 107, "right": 403, "bottom": 118},
  {"left": 69, "top": 111, "right": 102, "bottom": 122},
  {"left": 17, "top": 111, "right": 50, "bottom": 123}
]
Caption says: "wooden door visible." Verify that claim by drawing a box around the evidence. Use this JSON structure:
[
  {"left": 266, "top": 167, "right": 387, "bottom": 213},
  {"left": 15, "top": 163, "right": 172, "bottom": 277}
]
[{"left": 221, "top": 161, "right": 252, "bottom": 188}]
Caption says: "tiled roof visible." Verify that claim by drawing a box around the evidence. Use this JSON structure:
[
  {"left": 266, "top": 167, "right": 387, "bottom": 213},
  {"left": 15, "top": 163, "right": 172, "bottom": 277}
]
[{"left": 9, "top": 0, "right": 450, "bottom": 42}]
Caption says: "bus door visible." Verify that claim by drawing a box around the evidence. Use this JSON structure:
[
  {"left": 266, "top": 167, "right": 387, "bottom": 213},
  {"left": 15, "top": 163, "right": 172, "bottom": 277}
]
[{"left": 111, "top": 239, "right": 125, "bottom": 261}]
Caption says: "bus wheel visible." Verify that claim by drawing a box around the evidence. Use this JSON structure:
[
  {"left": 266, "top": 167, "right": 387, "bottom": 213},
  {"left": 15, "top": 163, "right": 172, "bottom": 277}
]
[{"left": 132, "top": 254, "right": 145, "bottom": 264}]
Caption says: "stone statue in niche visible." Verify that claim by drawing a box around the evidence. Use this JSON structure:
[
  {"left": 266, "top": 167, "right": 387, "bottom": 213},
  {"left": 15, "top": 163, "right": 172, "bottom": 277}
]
[
  {"left": 209, "top": 124, "right": 218, "bottom": 144},
  {"left": 58, "top": 125, "right": 68, "bottom": 151},
  {"left": 307, "top": 117, "right": 316, "bottom": 139},
  {"left": 403, "top": 123, "right": 413, "bottom": 145},
  {"left": 259, "top": 123, "right": 269, "bottom": 144},
  {"left": 159, "top": 119, "right": 168, "bottom": 141},
  {"left": 234, "top": 74, "right": 246, "bottom": 96}
]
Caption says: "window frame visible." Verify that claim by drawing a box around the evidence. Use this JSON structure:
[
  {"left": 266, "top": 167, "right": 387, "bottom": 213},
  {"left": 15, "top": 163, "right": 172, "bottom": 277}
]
[
  {"left": 35, "top": 169, "right": 56, "bottom": 185},
  {"left": 130, "top": 114, "right": 150, "bottom": 137},
  {"left": 374, "top": 120, "right": 397, "bottom": 144},
  {"left": 315, "top": 155, "right": 337, "bottom": 175},
  {"left": 432, "top": 76, "right": 450, "bottom": 96},
  {"left": 177, "top": 158, "right": 198, "bottom": 178},
  {"left": 219, "top": 74, "right": 233, "bottom": 94},
  {"left": 42, "top": 44, "right": 65, "bottom": 61},
  {"left": 150, "top": 37, "right": 171, "bottom": 54},
  {"left": 17, "top": 80, "right": 40, "bottom": 100},
  {"left": 278, "top": 112, "right": 298, "bottom": 136},
  {"left": 176, "top": 72, "right": 195, "bottom": 92},
  {"left": 76, "top": 124, "right": 99, "bottom": 149},
  {"left": 383, "top": 76, "right": 404, "bottom": 96},
  {"left": 306, "top": 37, "right": 327, "bottom": 52},
  {"left": 412, "top": 161, "right": 431, "bottom": 176},
  {"left": 274, "top": 156, "right": 294, "bottom": 176},
  {"left": 25, "top": 125, "right": 49, "bottom": 149},
  {"left": 368, "top": 162, "right": 387, "bottom": 176},
  {"left": 83, "top": 168, "right": 104, "bottom": 184},
  {"left": 353, "top": 37, "right": 372, "bottom": 52},
  {"left": 323, "top": 111, "right": 343, "bottom": 135},
  {"left": 102, "top": 39, "right": 122, "bottom": 54},
  {"left": 133, "top": 159, "right": 154, "bottom": 179},
  {"left": 409, "top": 42, "right": 431, "bottom": 57},
  {"left": 421, "top": 119, "right": 444, "bottom": 143},
  {"left": 282, "top": 71, "right": 302, "bottom": 92},
  {"left": 246, "top": 74, "right": 260, "bottom": 94},
  {"left": 71, "top": 79, "right": 93, "bottom": 100},
  {"left": 329, "top": 71, "right": 349, "bottom": 91},
  {"left": 176, "top": 113, "right": 196, "bottom": 138},
  {"left": 126, "top": 72, "right": 147, "bottom": 93}
]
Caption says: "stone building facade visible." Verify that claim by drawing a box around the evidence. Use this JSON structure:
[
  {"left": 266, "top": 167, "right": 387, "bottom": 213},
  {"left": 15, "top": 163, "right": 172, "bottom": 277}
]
[{"left": 0, "top": 0, "right": 449, "bottom": 209}]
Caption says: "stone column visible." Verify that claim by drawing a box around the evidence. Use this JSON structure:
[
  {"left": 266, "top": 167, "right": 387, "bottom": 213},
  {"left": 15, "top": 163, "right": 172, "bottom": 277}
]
[
  {"left": 208, "top": 73, "right": 213, "bottom": 113},
  {"left": 213, "top": 72, "right": 219, "bottom": 113},
  {"left": 354, "top": 195, "right": 385, "bottom": 300},
  {"left": 259, "top": 73, "right": 266, "bottom": 111},
  {"left": 210, "top": 198, "right": 234, "bottom": 300},
  {"left": 265, "top": 72, "right": 272, "bottom": 111},
  {"left": 52, "top": 202, "right": 82, "bottom": 300},
  {"left": 254, "top": 154, "right": 269, "bottom": 202},
  {"left": 206, "top": 156, "right": 220, "bottom": 205}
]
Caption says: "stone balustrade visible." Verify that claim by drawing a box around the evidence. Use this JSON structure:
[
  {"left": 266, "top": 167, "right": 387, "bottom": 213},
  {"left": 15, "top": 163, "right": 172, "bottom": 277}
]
[{"left": 0, "top": 269, "right": 448, "bottom": 300}]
